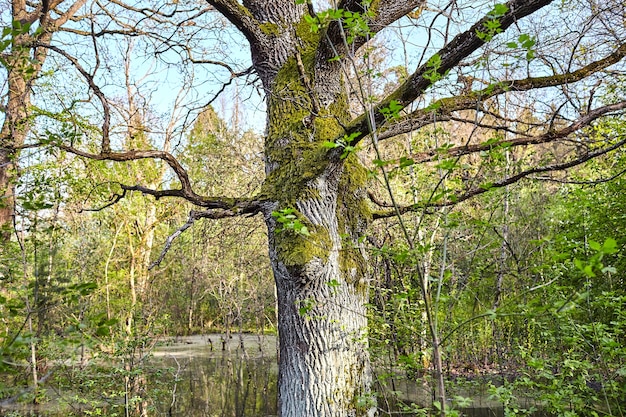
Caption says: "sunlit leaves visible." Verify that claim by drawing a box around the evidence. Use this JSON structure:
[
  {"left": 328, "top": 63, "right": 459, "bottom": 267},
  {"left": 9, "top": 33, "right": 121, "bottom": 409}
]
[
  {"left": 488, "top": 3, "right": 509, "bottom": 18},
  {"left": 476, "top": 3, "right": 509, "bottom": 41},
  {"left": 506, "top": 33, "right": 537, "bottom": 60},
  {"left": 322, "top": 132, "right": 360, "bottom": 159},
  {"left": 302, "top": 6, "right": 373, "bottom": 44},
  {"left": 380, "top": 100, "right": 403, "bottom": 120},
  {"left": 574, "top": 237, "right": 618, "bottom": 278},
  {"left": 271, "top": 208, "right": 310, "bottom": 236}
]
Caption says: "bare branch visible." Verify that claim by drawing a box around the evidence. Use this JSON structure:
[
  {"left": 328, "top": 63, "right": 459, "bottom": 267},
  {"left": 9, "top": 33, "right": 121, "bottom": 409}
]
[
  {"left": 531, "top": 168, "right": 626, "bottom": 185},
  {"left": 149, "top": 214, "right": 195, "bottom": 270},
  {"left": 49, "top": 0, "right": 88, "bottom": 29},
  {"left": 186, "top": 53, "right": 253, "bottom": 78},
  {"left": 58, "top": 145, "right": 262, "bottom": 213},
  {"left": 149, "top": 208, "right": 259, "bottom": 270},
  {"left": 79, "top": 183, "right": 127, "bottom": 212},
  {"left": 409, "top": 101, "right": 626, "bottom": 164}
]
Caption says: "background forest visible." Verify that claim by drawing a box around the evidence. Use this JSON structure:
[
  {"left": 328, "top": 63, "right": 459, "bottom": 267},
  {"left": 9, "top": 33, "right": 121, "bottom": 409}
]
[
  {"left": 1, "top": 105, "right": 625, "bottom": 416},
  {"left": 1, "top": 0, "right": 626, "bottom": 416}
]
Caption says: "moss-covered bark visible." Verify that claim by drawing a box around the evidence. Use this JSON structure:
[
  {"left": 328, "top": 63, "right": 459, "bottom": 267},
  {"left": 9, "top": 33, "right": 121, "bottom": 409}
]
[{"left": 259, "top": 17, "right": 375, "bottom": 417}]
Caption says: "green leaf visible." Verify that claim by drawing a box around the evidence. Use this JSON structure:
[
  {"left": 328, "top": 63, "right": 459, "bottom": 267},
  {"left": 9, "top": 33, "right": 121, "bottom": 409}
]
[
  {"left": 574, "top": 258, "right": 584, "bottom": 270},
  {"left": 435, "top": 159, "right": 457, "bottom": 171},
  {"left": 425, "top": 101, "right": 442, "bottom": 111},
  {"left": 380, "top": 100, "right": 403, "bottom": 120},
  {"left": 602, "top": 237, "right": 618, "bottom": 254},
  {"left": 489, "top": 3, "right": 509, "bottom": 17},
  {"left": 399, "top": 157, "right": 415, "bottom": 168},
  {"left": 326, "top": 279, "right": 340, "bottom": 288},
  {"left": 372, "top": 158, "right": 391, "bottom": 167},
  {"left": 589, "top": 240, "right": 602, "bottom": 252}
]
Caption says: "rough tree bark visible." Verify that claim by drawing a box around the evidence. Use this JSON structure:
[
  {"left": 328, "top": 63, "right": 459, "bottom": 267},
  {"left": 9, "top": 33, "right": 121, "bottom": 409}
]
[
  {"left": 0, "top": 32, "right": 33, "bottom": 242},
  {"left": 248, "top": 3, "right": 377, "bottom": 414}
]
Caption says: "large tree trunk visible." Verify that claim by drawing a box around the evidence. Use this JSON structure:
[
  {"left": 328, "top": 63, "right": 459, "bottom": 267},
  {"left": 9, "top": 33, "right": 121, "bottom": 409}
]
[
  {"left": 254, "top": 5, "right": 375, "bottom": 413},
  {"left": 264, "top": 157, "right": 374, "bottom": 416}
]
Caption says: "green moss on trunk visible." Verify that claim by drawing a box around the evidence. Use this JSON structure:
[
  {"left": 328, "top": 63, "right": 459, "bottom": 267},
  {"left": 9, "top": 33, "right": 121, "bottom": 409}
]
[
  {"left": 337, "top": 156, "right": 371, "bottom": 293},
  {"left": 259, "top": 22, "right": 280, "bottom": 36},
  {"left": 274, "top": 222, "right": 332, "bottom": 268},
  {"left": 263, "top": 16, "right": 371, "bottom": 277}
]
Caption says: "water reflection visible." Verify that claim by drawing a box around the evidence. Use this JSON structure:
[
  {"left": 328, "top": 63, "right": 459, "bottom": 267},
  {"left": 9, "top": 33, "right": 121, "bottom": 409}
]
[
  {"left": 0, "top": 335, "right": 548, "bottom": 417},
  {"left": 151, "top": 355, "right": 277, "bottom": 417},
  {"left": 149, "top": 334, "right": 278, "bottom": 417}
]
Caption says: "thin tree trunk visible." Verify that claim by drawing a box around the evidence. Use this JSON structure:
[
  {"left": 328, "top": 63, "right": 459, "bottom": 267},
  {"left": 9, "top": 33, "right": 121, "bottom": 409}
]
[
  {"left": 0, "top": 150, "right": 16, "bottom": 242},
  {"left": 494, "top": 150, "right": 511, "bottom": 310},
  {"left": 105, "top": 224, "right": 122, "bottom": 321},
  {"left": 0, "top": 23, "right": 53, "bottom": 242}
]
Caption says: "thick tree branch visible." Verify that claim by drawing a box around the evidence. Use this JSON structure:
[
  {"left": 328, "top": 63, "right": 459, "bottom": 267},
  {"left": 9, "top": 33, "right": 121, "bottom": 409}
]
[
  {"left": 344, "top": 0, "right": 554, "bottom": 142},
  {"left": 58, "top": 145, "right": 262, "bottom": 213},
  {"left": 376, "top": 44, "right": 626, "bottom": 141},
  {"left": 49, "top": 0, "right": 88, "bottom": 29},
  {"left": 408, "top": 101, "right": 626, "bottom": 163},
  {"left": 205, "top": 0, "right": 263, "bottom": 45}
]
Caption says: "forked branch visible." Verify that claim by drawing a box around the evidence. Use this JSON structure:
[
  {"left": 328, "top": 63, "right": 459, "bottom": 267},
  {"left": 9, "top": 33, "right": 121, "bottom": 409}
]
[{"left": 149, "top": 208, "right": 258, "bottom": 269}]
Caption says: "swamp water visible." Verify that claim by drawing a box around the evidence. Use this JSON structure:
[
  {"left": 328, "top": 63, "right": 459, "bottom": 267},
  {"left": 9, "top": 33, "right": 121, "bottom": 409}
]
[{"left": 0, "top": 334, "right": 547, "bottom": 417}]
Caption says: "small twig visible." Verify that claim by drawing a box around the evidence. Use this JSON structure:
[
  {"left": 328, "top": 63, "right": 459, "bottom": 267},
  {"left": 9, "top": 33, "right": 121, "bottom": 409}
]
[
  {"left": 531, "top": 167, "right": 626, "bottom": 185},
  {"left": 79, "top": 183, "right": 127, "bottom": 212}
]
